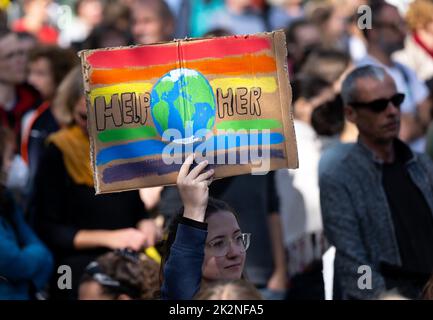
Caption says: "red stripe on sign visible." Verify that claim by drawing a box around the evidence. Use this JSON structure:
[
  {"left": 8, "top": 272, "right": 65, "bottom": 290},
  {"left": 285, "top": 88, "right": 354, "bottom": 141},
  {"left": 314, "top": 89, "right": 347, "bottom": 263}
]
[{"left": 86, "top": 36, "right": 272, "bottom": 69}]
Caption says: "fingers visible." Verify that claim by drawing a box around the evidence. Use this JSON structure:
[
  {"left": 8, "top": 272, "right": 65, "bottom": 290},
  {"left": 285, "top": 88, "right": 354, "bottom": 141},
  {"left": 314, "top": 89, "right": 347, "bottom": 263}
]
[
  {"left": 195, "top": 168, "right": 214, "bottom": 182},
  {"left": 188, "top": 160, "right": 209, "bottom": 180},
  {"left": 178, "top": 153, "right": 194, "bottom": 181},
  {"left": 129, "top": 230, "right": 147, "bottom": 250}
]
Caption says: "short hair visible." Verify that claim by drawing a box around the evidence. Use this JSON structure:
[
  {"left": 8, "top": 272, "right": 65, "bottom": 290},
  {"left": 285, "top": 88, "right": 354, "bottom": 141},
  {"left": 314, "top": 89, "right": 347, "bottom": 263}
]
[
  {"left": 52, "top": 67, "right": 84, "bottom": 126},
  {"left": 311, "top": 94, "right": 345, "bottom": 136},
  {"left": 28, "top": 45, "right": 78, "bottom": 88},
  {"left": 340, "top": 65, "right": 388, "bottom": 106},
  {"left": 194, "top": 279, "right": 263, "bottom": 300}
]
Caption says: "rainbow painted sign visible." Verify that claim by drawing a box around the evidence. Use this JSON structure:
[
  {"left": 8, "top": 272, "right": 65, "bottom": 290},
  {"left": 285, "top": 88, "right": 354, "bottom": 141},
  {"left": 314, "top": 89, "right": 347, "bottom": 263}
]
[{"left": 80, "top": 31, "right": 298, "bottom": 193}]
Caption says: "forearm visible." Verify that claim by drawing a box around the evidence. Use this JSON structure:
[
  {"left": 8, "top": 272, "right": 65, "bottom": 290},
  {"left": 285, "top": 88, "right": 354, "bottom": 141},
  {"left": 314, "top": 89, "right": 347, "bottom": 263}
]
[
  {"left": 183, "top": 206, "right": 206, "bottom": 222},
  {"left": 73, "top": 230, "right": 112, "bottom": 250}
]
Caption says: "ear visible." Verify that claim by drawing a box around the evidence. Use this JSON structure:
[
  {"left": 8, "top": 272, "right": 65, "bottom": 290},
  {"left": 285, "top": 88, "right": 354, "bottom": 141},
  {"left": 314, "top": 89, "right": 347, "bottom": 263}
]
[
  {"left": 345, "top": 106, "right": 357, "bottom": 124},
  {"left": 117, "top": 294, "right": 132, "bottom": 300}
]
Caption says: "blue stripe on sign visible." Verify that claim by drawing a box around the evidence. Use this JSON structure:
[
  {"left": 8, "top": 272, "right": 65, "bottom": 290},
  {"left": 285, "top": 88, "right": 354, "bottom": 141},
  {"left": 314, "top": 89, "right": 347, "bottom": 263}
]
[{"left": 96, "top": 132, "right": 285, "bottom": 165}]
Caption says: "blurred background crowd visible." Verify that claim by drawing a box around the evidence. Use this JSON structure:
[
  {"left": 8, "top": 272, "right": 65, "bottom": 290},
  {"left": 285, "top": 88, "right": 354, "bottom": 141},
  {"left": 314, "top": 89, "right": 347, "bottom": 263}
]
[{"left": 1, "top": 0, "right": 433, "bottom": 300}]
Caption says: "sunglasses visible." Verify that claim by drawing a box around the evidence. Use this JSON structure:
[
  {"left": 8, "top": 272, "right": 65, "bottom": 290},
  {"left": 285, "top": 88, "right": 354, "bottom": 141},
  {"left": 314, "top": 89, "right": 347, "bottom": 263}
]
[{"left": 348, "top": 93, "right": 405, "bottom": 113}]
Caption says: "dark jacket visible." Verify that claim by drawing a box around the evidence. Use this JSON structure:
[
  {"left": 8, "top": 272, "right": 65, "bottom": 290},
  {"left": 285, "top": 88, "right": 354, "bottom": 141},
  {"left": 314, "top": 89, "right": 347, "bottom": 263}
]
[
  {"left": 0, "top": 196, "right": 53, "bottom": 300},
  {"left": 320, "top": 139, "right": 433, "bottom": 299},
  {"left": 161, "top": 219, "right": 207, "bottom": 300}
]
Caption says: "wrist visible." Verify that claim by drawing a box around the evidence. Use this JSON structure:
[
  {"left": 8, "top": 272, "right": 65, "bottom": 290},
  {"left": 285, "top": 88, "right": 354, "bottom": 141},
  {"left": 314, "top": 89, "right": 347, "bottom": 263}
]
[{"left": 183, "top": 206, "right": 206, "bottom": 222}]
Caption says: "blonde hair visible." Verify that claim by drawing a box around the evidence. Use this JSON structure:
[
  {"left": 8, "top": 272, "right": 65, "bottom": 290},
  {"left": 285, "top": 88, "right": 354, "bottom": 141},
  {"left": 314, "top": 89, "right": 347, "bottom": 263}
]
[
  {"left": 194, "top": 280, "right": 263, "bottom": 300},
  {"left": 52, "top": 66, "right": 85, "bottom": 126},
  {"left": 406, "top": 0, "right": 433, "bottom": 32}
]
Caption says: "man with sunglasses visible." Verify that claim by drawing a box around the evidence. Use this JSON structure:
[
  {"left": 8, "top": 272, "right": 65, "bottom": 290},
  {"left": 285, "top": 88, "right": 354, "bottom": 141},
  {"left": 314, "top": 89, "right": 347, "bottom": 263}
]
[
  {"left": 320, "top": 65, "right": 433, "bottom": 299},
  {"left": 356, "top": 1, "right": 431, "bottom": 153}
]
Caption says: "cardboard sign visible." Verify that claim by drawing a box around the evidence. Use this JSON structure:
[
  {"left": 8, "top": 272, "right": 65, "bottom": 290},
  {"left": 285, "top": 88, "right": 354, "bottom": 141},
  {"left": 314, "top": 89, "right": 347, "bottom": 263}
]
[{"left": 80, "top": 31, "right": 298, "bottom": 194}]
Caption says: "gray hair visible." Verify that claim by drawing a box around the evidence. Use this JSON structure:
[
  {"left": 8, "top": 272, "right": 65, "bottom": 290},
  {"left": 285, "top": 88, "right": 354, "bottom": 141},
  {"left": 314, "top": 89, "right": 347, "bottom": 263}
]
[{"left": 341, "top": 65, "right": 389, "bottom": 106}]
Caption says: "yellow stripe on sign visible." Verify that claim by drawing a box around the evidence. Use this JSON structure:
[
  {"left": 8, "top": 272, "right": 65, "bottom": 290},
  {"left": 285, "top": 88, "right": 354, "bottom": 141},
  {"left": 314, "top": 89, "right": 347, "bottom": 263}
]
[
  {"left": 209, "top": 77, "right": 277, "bottom": 93},
  {"left": 89, "top": 82, "right": 153, "bottom": 104}
]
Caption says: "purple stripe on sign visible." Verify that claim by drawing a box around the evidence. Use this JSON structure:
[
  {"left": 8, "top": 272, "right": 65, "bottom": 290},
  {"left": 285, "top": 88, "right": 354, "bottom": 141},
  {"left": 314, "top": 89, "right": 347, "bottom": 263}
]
[{"left": 102, "top": 149, "right": 285, "bottom": 184}]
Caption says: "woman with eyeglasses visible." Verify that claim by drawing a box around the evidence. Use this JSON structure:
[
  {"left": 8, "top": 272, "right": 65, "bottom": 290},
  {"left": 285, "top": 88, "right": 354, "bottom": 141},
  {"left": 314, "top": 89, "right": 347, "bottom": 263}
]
[
  {"left": 32, "top": 67, "right": 161, "bottom": 300},
  {"left": 161, "top": 154, "right": 253, "bottom": 300}
]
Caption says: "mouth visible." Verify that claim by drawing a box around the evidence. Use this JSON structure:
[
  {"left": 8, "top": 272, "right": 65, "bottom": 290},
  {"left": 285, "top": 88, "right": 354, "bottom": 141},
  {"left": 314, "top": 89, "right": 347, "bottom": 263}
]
[
  {"left": 224, "top": 263, "right": 242, "bottom": 270},
  {"left": 383, "top": 121, "right": 399, "bottom": 130}
]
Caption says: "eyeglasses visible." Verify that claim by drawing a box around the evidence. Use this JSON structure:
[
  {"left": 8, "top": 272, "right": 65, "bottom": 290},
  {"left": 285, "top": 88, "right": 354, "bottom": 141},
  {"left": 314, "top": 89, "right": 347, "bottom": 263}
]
[
  {"left": 206, "top": 233, "right": 251, "bottom": 257},
  {"left": 348, "top": 93, "right": 405, "bottom": 113}
]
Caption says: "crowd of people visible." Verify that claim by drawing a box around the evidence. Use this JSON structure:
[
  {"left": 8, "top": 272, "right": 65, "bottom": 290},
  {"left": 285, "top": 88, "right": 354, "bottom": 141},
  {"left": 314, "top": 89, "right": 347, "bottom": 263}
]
[{"left": 1, "top": 0, "right": 433, "bottom": 301}]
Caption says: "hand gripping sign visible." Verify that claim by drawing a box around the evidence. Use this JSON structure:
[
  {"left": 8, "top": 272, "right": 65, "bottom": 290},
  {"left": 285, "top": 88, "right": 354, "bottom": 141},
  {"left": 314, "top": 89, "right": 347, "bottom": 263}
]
[{"left": 79, "top": 31, "right": 298, "bottom": 193}]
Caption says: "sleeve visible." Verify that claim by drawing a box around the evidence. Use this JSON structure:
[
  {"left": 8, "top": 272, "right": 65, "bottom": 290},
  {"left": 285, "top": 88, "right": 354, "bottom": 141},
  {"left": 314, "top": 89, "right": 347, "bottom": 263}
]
[
  {"left": 161, "top": 221, "right": 208, "bottom": 300},
  {"left": 10, "top": 209, "right": 54, "bottom": 290},
  {"left": 0, "top": 216, "right": 53, "bottom": 287},
  {"left": 320, "top": 173, "right": 386, "bottom": 299},
  {"left": 34, "top": 143, "right": 79, "bottom": 250}
]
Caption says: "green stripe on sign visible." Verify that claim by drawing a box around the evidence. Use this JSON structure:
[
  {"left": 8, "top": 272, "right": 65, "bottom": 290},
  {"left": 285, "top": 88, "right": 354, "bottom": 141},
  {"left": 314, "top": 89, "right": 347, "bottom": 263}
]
[
  {"left": 216, "top": 119, "right": 282, "bottom": 131},
  {"left": 98, "top": 126, "right": 158, "bottom": 143}
]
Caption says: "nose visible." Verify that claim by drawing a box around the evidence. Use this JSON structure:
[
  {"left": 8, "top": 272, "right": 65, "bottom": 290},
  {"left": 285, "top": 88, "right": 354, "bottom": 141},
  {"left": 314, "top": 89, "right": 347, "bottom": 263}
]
[
  {"left": 386, "top": 101, "right": 400, "bottom": 117},
  {"left": 226, "top": 240, "right": 242, "bottom": 258}
]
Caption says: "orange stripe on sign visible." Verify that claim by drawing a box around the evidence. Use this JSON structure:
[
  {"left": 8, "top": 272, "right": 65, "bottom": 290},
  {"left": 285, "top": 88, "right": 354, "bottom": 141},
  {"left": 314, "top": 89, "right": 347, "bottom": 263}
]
[{"left": 90, "top": 54, "right": 277, "bottom": 85}]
